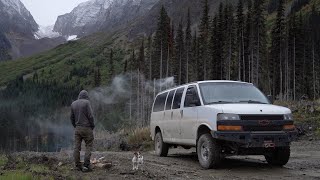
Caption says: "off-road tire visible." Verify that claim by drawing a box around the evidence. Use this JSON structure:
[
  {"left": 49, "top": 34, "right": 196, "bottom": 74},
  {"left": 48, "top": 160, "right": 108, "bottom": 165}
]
[
  {"left": 265, "top": 147, "right": 290, "bottom": 166},
  {"left": 155, "top": 131, "right": 169, "bottom": 157},
  {"left": 197, "top": 133, "right": 222, "bottom": 169}
]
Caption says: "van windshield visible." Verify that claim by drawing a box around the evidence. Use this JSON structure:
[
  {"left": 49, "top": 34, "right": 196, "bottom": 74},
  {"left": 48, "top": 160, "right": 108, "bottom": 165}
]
[{"left": 199, "top": 82, "right": 270, "bottom": 105}]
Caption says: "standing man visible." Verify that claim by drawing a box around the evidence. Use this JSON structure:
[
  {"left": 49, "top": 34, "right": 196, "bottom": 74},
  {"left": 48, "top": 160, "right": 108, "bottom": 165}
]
[{"left": 71, "top": 90, "right": 95, "bottom": 172}]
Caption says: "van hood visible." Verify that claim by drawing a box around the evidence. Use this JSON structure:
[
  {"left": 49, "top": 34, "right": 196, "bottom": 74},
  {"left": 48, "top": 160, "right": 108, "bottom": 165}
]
[{"left": 207, "top": 104, "right": 291, "bottom": 115}]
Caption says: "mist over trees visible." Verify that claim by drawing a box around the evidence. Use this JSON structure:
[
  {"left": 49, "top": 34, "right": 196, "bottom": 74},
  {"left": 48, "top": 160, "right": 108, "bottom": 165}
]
[{"left": 0, "top": 77, "right": 80, "bottom": 152}]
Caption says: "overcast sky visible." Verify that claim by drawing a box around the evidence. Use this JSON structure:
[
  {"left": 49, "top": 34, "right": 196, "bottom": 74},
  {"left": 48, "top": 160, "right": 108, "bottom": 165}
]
[{"left": 21, "top": 0, "right": 88, "bottom": 26}]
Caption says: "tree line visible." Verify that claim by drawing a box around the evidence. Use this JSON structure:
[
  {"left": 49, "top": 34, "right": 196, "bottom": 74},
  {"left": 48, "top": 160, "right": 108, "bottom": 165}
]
[{"left": 128, "top": 0, "right": 320, "bottom": 101}]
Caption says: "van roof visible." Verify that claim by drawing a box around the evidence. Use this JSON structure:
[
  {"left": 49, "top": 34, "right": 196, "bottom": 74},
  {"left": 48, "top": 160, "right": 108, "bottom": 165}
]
[{"left": 156, "top": 80, "right": 252, "bottom": 95}]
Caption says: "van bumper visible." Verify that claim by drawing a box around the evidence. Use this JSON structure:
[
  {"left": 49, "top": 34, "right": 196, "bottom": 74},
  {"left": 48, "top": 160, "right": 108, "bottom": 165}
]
[
  {"left": 211, "top": 130, "right": 297, "bottom": 148},
  {"left": 211, "top": 119, "right": 298, "bottom": 148}
]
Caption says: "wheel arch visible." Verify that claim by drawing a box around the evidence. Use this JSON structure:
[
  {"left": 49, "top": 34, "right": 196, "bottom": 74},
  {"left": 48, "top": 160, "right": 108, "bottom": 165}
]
[
  {"left": 197, "top": 124, "right": 213, "bottom": 141},
  {"left": 155, "top": 126, "right": 161, "bottom": 135}
]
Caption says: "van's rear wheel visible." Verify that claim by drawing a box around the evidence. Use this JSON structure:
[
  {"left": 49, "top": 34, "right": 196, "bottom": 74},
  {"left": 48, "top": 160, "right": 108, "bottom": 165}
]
[
  {"left": 264, "top": 147, "right": 290, "bottom": 166},
  {"left": 155, "top": 131, "right": 169, "bottom": 157},
  {"left": 197, "top": 134, "right": 222, "bottom": 169}
]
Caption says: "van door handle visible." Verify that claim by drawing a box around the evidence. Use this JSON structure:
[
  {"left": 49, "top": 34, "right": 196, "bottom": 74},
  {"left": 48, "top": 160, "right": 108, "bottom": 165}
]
[
  {"left": 180, "top": 110, "right": 183, "bottom": 118},
  {"left": 171, "top": 111, "right": 173, "bottom": 119}
]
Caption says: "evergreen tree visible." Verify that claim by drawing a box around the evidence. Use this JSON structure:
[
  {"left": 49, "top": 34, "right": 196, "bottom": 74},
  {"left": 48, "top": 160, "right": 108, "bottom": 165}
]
[
  {"left": 198, "top": 0, "right": 210, "bottom": 80},
  {"left": 185, "top": 8, "right": 192, "bottom": 83},
  {"left": 236, "top": 0, "right": 245, "bottom": 80},
  {"left": 124, "top": 59, "right": 128, "bottom": 73},
  {"left": 109, "top": 49, "right": 114, "bottom": 78},
  {"left": 252, "top": 0, "right": 267, "bottom": 89},
  {"left": 94, "top": 67, "right": 101, "bottom": 87},
  {"left": 138, "top": 40, "right": 145, "bottom": 75},
  {"left": 166, "top": 20, "right": 173, "bottom": 78},
  {"left": 146, "top": 35, "right": 152, "bottom": 80},
  {"left": 223, "top": 3, "right": 236, "bottom": 80},
  {"left": 209, "top": 14, "right": 218, "bottom": 80},
  {"left": 244, "top": 0, "right": 253, "bottom": 82},
  {"left": 153, "top": 6, "right": 170, "bottom": 80},
  {"left": 216, "top": 2, "right": 225, "bottom": 79},
  {"left": 130, "top": 50, "right": 137, "bottom": 71},
  {"left": 294, "top": 13, "right": 305, "bottom": 99},
  {"left": 33, "top": 72, "right": 39, "bottom": 83},
  {"left": 175, "top": 20, "right": 185, "bottom": 85},
  {"left": 191, "top": 30, "right": 199, "bottom": 82},
  {"left": 270, "top": 0, "right": 286, "bottom": 98},
  {"left": 169, "top": 22, "right": 176, "bottom": 77},
  {"left": 287, "top": 13, "right": 298, "bottom": 100}
]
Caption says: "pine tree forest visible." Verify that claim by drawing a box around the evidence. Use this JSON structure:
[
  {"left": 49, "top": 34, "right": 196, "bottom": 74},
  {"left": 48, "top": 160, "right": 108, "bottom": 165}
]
[{"left": 131, "top": 0, "right": 320, "bottom": 101}]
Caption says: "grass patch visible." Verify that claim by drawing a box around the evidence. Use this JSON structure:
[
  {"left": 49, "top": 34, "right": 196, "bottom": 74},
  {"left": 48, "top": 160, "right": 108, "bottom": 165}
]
[
  {"left": 316, "top": 128, "right": 320, "bottom": 137},
  {"left": 0, "top": 171, "right": 54, "bottom": 180},
  {"left": 127, "top": 127, "right": 153, "bottom": 151},
  {"left": 29, "top": 164, "right": 50, "bottom": 174},
  {"left": 127, "top": 127, "right": 152, "bottom": 145},
  {"left": 0, "top": 171, "right": 33, "bottom": 180},
  {"left": 0, "top": 155, "right": 8, "bottom": 167}
]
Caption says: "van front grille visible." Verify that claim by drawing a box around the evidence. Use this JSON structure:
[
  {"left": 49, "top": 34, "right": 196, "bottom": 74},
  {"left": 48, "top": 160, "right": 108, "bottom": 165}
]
[
  {"left": 240, "top": 115, "right": 283, "bottom": 121},
  {"left": 242, "top": 125, "right": 283, "bottom": 131}
]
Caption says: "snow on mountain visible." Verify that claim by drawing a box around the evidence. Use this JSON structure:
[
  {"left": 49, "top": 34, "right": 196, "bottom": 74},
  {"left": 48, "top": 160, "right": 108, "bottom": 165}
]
[
  {"left": 53, "top": 0, "right": 158, "bottom": 37},
  {"left": 0, "top": 0, "right": 67, "bottom": 61},
  {"left": 1, "top": 0, "right": 24, "bottom": 14},
  {"left": 0, "top": 0, "right": 38, "bottom": 35},
  {"left": 67, "top": 35, "right": 78, "bottom": 41},
  {"left": 35, "top": 25, "right": 61, "bottom": 39}
]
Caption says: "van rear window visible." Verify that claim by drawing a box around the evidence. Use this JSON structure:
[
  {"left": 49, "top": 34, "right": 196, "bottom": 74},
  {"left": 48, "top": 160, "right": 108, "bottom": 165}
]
[
  {"left": 172, "top": 87, "right": 185, "bottom": 109},
  {"left": 153, "top": 92, "right": 168, "bottom": 112}
]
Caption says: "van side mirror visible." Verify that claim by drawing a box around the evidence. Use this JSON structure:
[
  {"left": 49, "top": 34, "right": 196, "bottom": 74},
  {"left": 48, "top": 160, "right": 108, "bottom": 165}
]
[{"left": 267, "top": 95, "right": 274, "bottom": 104}]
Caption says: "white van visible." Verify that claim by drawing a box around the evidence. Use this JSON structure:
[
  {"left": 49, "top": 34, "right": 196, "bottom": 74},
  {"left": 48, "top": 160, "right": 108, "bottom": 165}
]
[{"left": 150, "top": 80, "right": 297, "bottom": 169}]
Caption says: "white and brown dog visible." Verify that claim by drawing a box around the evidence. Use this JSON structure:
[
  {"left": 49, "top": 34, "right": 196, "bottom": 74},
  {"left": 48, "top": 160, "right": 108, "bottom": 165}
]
[{"left": 132, "top": 152, "right": 144, "bottom": 170}]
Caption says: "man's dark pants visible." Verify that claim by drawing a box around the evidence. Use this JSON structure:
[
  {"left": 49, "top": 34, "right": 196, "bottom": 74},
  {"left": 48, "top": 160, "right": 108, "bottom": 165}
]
[{"left": 74, "top": 126, "right": 94, "bottom": 168}]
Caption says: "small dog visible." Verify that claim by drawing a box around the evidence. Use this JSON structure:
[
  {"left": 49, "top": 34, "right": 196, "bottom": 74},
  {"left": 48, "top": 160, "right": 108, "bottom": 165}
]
[{"left": 132, "top": 152, "right": 144, "bottom": 170}]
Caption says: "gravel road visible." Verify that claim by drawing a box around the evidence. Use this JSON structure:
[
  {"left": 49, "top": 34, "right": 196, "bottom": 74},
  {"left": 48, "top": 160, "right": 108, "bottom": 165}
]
[
  {"left": 11, "top": 140, "right": 320, "bottom": 180},
  {"left": 66, "top": 140, "right": 320, "bottom": 180}
]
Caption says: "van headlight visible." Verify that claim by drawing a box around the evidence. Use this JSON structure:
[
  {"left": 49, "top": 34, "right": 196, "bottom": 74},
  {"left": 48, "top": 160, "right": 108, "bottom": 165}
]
[
  {"left": 217, "top": 113, "right": 240, "bottom": 121},
  {"left": 283, "top": 113, "right": 293, "bottom": 120}
]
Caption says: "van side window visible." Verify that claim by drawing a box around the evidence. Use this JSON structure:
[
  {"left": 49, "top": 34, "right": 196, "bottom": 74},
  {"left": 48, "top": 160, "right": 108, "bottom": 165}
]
[
  {"left": 172, "top": 87, "right": 185, "bottom": 109},
  {"left": 184, "top": 86, "right": 201, "bottom": 107},
  {"left": 153, "top": 92, "right": 168, "bottom": 112},
  {"left": 165, "top": 90, "right": 176, "bottom": 110}
]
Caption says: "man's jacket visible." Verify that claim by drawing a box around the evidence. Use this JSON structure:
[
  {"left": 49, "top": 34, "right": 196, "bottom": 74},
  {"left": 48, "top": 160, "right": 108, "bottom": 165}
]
[{"left": 71, "top": 90, "right": 95, "bottom": 129}]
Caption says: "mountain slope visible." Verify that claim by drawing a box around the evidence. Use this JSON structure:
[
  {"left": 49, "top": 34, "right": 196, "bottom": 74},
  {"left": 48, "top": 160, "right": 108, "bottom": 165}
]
[
  {"left": 0, "top": 0, "right": 38, "bottom": 37},
  {"left": 0, "top": 0, "right": 319, "bottom": 87},
  {"left": 126, "top": 0, "right": 238, "bottom": 38},
  {"left": 54, "top": 0, "right": 158, "bottom": 37},
  {"left": 0, "top": 0, "right": 66, "bottom": 61}
]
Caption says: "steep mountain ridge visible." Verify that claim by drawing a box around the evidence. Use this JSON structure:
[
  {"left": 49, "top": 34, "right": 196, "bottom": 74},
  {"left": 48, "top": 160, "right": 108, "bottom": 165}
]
[
  {"left": 127, "top": 0, "right": 238, "bottom": 38},
  {"left": 0, "top": 0, "right": 65, "bottom": 61},
  {"left": 53, "top": 0, "right": 158, "bottom": 37},
  {"left": 0, "top": 0, "right": 38, "bottom": 37}
]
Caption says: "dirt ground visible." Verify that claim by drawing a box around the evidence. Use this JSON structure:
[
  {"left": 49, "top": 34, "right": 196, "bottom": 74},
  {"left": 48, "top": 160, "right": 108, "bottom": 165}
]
[{"left": 6, "top": 139, "right": 319, "bottom": 180}]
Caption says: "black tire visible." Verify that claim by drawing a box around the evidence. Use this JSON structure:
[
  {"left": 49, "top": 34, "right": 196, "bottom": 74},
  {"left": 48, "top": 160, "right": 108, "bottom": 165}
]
[
  {"left": 197, "top": 133, "right": 222, "bottom": 169},
  {"left": 154, "top": 131, "right": 169, "bottom": 157},
  {"left": 265, "top": 147, "right": 290, "bottom": 166}
]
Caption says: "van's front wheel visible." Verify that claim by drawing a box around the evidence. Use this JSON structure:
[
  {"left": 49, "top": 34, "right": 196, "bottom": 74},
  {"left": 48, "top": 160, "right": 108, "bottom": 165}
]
[
  {"left": 264, "top": 147, "right": 290, "bottom": 166},
  {"left": 197, "top": 134, "right": 222, "bottom": 169},
  {"left": 155, "top": 131, "right": 169, "bottom": 157}
]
